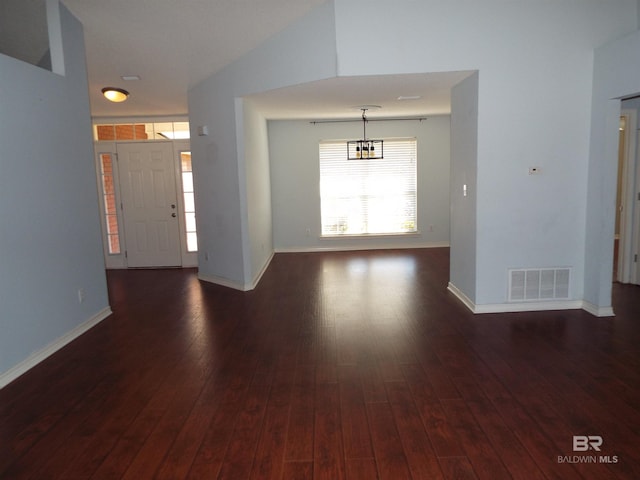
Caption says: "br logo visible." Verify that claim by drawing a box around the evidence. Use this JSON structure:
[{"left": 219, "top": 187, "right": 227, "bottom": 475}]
[{"left": 573, "top": 435, "right": 603, "bottom": 452}]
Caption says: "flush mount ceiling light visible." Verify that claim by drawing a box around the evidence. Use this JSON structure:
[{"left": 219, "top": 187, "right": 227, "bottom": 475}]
[
  {"left": 101, "top": 87, "right": 129, "bottom": 102},
  {"left": 347, "top": 108, "right": 384, "bottom": 160}
]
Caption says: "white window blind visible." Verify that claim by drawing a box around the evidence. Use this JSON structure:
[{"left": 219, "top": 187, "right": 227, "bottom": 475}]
[{"left": 319, "top": 138, "right": 417, "bottom": 236}]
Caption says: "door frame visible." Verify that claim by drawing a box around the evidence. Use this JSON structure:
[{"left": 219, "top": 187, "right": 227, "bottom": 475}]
[
  {"left": 632, "top": 127, "right": 640, "bottom": 285},
  {"left": 173, "top": 140, "right": 198, "bottom": 267},
  {"left": 617, "top": 109, "right": 639, "bottom": 284},
  {"left": 95, "top": 143, "right": 126, "bottom": 269},
  {"left": 94, "top": 139, "right": 197, "bottom": 269}
]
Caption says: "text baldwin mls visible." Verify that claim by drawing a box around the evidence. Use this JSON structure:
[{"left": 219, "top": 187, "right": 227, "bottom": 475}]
[{"left": 558, "top": 436, "right": 619, "bottom": 464}]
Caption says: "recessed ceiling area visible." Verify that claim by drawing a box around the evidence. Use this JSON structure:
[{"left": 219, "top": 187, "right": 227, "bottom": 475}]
[{"left": 244, "top": 71, "right": 476, "bottom": 120}]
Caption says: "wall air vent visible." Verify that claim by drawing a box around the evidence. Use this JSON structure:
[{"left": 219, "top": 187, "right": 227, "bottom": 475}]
[{"left": 508, "top": 268, "right": 571, "bottom": 302}]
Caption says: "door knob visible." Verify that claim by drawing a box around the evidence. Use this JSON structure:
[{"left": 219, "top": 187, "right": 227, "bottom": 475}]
[
  {"left": 172, "top": 213, "right": 177, "bottom": 217},
  {"left": 171, "top": 204, "right": 176, "bottom": 209}
]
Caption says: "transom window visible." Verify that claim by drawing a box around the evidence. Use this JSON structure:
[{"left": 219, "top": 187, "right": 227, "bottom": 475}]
[
  {"left": 319, "top": 138, "right": 418, "bottom": 236},
  {"left": 93, "top": 121, "right": 190, "bottom": 141}
]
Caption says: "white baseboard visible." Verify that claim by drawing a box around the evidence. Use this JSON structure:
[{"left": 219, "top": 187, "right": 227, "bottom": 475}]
[
  {"left": 275, "top": 242, "right": 450, "bottom": 254},
  {"left": 473, "top": 300, "right": 584, "bottom": 314},
  {"left": 198, "top": 272, "right": 248, "bottom": 291},
  {"left": 447, "top": 282, "right": 614, "bottom": 317},
  {"left": 249, "top": 252, "right": 274, "bottom": 290},
  {"left": 0, "top": 307, "right": 113, "bottom": 389},
  {"left": 447, "top": 282, "right": 476, "bottom": 312},
  {"left": 581, "top": 301, "right": 615, "bottom": 317},
  {"left": 198, "top": 252, "right": 275, "bottom": 292}
]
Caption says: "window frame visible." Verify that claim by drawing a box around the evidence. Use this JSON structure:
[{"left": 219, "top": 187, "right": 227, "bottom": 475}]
[
  {"left": 97, "top": 152, "right": 122, "bottom": 255},
  {"left": 319, "top": 137, "right": 418, "bottom": 238},
  {"left": 179, "top": 150, "right": 198, "bottom": 253}
]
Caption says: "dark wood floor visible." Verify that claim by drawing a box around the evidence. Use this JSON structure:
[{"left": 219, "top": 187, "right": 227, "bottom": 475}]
[{"left": 1, "top": 248, "right": 640, "bottom": 479}]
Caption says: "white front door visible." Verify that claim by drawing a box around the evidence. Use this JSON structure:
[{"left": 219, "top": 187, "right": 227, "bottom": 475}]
[{"left": 117, "top": 142, "right": 181, "bottom": 267}]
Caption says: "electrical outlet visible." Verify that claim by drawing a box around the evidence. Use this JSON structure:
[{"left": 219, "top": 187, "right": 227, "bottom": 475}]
[
  {"left": 305, "top": 228, "right": 311, "bottom": 237},
  {"left": 429, "top": 225, "right": 434, "bottom": 232}
]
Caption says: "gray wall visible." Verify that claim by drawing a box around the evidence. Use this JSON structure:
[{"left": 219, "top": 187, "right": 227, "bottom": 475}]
[
  {"left": 450, "top": 72, "right": 479, "bottom": 303},
  {"left": 334, "top": 0, "right": 637, "bottom": 307},
  {"left": 269, "top": 116, "right": 451, "bottom": 251},
  {"left": 585, "top": 29, "right": 640, "bottom": 312},
  {"left": 0, "top": 1, "right": 109, "bottom": 382},
  {"left": 189, "top": 1, "right": 338, "bottom": 289},
  {"left": 239, "top": 99, "right": 274, "bottom": 284}
]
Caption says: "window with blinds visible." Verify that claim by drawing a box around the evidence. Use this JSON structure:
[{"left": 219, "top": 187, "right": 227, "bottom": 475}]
[{"left": 319, "top": 138, "right": 417, "bottom": 236}]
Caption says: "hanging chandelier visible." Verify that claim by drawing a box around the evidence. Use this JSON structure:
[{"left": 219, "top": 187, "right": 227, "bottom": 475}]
[{"left": 347, "top": 108, "right": 384, "bottom": 160}]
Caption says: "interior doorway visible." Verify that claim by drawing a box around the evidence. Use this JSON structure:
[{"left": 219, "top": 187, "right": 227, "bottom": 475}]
[{"left": 615, "top": 105, "right": 640, "bottom": 285}]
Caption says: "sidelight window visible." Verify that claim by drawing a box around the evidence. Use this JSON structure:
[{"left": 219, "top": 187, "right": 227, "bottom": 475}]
[
  {"left": 180, "top": 152, "right": 198, "bottom": 252},
  {"left": 98, "top": 153, "right": 121, "bottom": 254}
]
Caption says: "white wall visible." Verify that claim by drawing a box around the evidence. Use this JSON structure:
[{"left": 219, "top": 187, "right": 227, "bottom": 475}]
[
  {"left": 334, "top": 0, "right": 637, "bottom": 308},
  {"left": 189, "top": 1, "right": 338, "bottom": 288},
  {"left": 449, "top": 72, "right": 479, "bottom": 303},
  {"left": 269, "top": 116, "right": 451, "bottom": 251},
  {"left": 585, "top": 29, "right": 640, "bottom": 314},
  {"left": 0, "top": 1, "right": 110, "bottom": 384},
  {"left": 238, "top": 99, "right": 274, "bottom": 286}
]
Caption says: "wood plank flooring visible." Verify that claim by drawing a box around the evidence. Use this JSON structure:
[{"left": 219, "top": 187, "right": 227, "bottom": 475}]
[{"left": 1, "top": 248, "right": 640, "bottom": 479}]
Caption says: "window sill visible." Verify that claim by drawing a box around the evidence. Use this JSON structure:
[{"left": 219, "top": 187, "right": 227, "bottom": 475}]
[{"left": 320, "top": 232, "right": 421, "bottom": 239}]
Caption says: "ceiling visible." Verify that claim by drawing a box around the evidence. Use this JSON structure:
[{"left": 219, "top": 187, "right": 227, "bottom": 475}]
[
  {"left": 244, "top": 72, "right": 474, "bottom": 120},
  {"left": 61, "top": 0, "right": 471, "bottom": 121}
]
